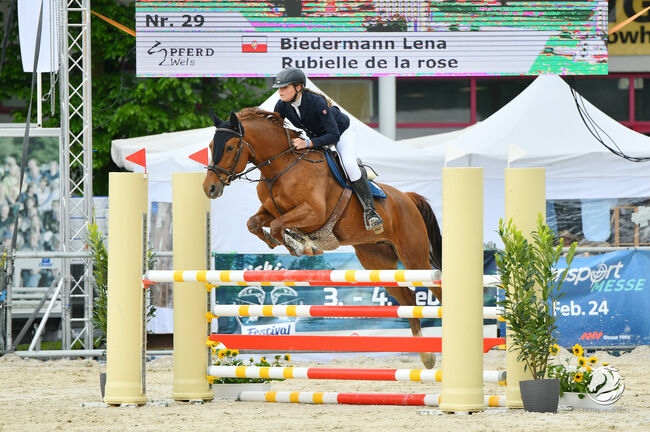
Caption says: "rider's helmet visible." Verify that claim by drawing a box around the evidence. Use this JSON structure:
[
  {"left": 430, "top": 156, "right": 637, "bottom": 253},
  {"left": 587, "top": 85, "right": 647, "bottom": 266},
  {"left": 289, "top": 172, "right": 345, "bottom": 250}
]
[{"left": 272, "top": 67, "right": 306, "bottom": 89}]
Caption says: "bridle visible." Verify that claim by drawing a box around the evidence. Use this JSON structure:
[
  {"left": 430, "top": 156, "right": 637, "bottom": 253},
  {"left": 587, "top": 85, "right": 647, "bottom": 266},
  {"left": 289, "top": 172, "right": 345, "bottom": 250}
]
[
  {"left": 206, "top": 124, "right": 324, "bottom": 189},
  {"left": 206, "top": 126, "right": 256, "bottom": 187}
]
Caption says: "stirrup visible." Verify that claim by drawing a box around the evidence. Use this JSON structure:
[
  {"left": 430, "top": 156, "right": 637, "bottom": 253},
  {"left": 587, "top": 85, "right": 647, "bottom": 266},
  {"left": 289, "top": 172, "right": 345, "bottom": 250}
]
[{"left": 364, "top": 211, "right": 384, "bottom": 234}]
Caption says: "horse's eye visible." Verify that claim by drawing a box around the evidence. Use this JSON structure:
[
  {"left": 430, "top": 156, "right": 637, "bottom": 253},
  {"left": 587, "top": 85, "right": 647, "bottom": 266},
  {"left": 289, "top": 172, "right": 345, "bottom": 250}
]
[{"left": 226, "top": 145, "right": 234, "bottom": 151}]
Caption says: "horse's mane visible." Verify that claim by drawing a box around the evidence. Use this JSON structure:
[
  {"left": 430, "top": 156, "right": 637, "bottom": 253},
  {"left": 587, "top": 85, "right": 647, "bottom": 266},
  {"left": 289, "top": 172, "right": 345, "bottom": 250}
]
[{"left": 238, "top": 107, "right": 284, "bottom": 129}]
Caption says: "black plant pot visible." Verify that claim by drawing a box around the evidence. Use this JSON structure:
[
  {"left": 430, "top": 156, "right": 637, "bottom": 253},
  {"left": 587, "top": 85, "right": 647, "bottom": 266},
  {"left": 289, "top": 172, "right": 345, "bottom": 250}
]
[{"left": 519, "top": 378, "right": 560, "bottom": 413}]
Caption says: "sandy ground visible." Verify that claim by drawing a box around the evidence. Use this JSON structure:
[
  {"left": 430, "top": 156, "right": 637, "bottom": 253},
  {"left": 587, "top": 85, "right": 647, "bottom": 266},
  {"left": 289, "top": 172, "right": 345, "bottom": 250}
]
[{"left": 1, "top": 347, "right": 649, "bottom": 432}]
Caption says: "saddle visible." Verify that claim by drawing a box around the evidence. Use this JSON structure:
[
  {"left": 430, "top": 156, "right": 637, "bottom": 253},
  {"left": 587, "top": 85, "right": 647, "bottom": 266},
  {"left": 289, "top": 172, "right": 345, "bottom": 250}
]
[
  {"left": 280, "top": 148, "right": 385, "bottom": 257},
  {"left": 324, "top": 148, "right": 386, "bottom": 199}
]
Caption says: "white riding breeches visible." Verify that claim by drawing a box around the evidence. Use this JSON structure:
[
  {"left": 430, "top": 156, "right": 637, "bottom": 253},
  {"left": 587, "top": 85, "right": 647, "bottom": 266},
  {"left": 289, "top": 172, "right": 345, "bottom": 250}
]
[{"left": 335, "top": 127, "right": 361, "bottom": 182}]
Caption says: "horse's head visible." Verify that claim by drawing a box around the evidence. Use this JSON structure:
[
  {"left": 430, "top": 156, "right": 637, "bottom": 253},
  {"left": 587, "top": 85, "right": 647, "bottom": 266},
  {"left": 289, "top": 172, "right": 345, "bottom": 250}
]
[{"left": 203, "top": 111, "right": 252, "bottom": 199}]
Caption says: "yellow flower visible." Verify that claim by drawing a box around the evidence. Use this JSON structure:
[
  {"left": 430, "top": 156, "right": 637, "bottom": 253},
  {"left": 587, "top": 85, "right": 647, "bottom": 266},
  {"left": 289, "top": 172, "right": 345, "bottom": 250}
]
[
  {"left": 284, "top": 354, "right": 292, "bottom": 362},
  {"left": 578, "top": 357, "right": 587, "bottom": 367},
  {"left": 232, "top": 349, "right": 239, "bottom": 356},
  {"left": 260, "top": 357, "right": 267, "bottom": 363},
  {"left": 586, "top": 366, "right": 592, "bottom": 372},
  {"left": 603, "top": 362, "right": 609, "bottom": 366},
  {"left": 217, "top": 349, "right": 226, "bottom": 359},
  {"left": 549, "top": 344, "right": 559, "bottom": 356},
  {"left": 572, "top": 344, "right": 584, "bottom": 357},
  {"left": 574, "top": 372, "right": 584, "bottom": 382},
  {"left": 588, "top": 356, "right": 598, "bottom": 365}
]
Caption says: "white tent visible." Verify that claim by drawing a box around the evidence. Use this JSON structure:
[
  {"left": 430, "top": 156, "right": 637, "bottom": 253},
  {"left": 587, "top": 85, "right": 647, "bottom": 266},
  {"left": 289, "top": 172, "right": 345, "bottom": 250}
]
[
  {"left": 417, "top": 74, "right": 650, "bottom": 199},
  {"left": 112, "top": 74, "right": 650, "bottom": 248},
  {"left": 399, "top": 74, "right": 650, "bottom": 242}
]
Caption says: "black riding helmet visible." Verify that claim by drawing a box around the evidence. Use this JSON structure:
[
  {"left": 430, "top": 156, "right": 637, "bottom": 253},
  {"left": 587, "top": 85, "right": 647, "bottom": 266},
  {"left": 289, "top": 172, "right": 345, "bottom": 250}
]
[{"left": 272, "top": 67, "right": 306, "bottom": 89}]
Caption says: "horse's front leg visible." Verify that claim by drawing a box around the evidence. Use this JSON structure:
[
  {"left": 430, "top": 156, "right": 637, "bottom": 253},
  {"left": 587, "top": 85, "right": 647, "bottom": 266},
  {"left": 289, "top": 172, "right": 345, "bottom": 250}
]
[
  {"left": 269, "top": 202, "right": 325, "bottom": 255},
  {"left": 247, "top": 206, "right": 281, "bottom": 249}
]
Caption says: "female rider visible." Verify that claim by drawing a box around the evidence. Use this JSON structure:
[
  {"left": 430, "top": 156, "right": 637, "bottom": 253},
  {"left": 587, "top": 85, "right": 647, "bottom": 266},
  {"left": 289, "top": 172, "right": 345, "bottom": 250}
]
[{"left": 272, "top": 67, "right": 383, "bottom": 233}]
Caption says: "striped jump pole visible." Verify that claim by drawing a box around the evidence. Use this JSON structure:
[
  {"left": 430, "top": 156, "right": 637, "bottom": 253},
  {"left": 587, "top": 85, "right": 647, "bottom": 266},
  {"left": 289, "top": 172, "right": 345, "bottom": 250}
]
[
  {"left": 147, "top": 269, "right": 440, "bottom": 286},
  {"left": 208, "top": 334, "right": 505, "bottom": 353},
  {"left": 146, "top": 270, "right": 501, "bottom": 288},
  {"left": 210, "top": 305, "right": 503, "bottom": 320},
  {"left": 238, "top": 391, "right": 506, "bottom": 407},
  {"left": 207, "top": 365, "right": 506, "bottom": 383}
]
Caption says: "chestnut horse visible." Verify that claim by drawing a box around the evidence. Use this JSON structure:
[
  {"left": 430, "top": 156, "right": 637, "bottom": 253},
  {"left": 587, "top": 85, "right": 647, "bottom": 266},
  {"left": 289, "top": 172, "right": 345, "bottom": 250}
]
[{"left": 203, "top": 108, "right": 443, "bottom": 368}]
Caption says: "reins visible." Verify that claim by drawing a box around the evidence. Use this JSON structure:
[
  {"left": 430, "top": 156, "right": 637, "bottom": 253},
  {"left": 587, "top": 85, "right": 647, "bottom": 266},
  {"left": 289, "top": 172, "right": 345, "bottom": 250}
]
[{"left": 207, "top": 124, "right": 325, "bottom": 198}]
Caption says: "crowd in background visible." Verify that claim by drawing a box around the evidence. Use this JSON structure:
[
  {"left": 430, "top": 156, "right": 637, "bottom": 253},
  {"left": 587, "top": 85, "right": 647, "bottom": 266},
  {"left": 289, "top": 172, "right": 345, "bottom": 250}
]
[{"left": 0, "top": 156, "right": 60, "bottom": 253}]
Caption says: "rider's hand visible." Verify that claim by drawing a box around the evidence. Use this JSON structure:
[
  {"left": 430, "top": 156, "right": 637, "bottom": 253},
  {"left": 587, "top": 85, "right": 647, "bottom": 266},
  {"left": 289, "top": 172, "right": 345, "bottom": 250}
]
[{"left": 292, "top": 137, "right": 311, "bottom": 150}]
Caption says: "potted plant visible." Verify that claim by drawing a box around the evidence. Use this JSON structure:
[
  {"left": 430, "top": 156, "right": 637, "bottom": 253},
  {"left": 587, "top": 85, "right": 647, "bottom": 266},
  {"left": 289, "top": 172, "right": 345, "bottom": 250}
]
[
  {"left": 495, "top": 215, "right": 577, "bottom": 413},
  {"left": 548, "top": 343, "right": 625, "bottom": 410},
  {"left": 209, "top": 347, "right": 292, "bottom": 399}
]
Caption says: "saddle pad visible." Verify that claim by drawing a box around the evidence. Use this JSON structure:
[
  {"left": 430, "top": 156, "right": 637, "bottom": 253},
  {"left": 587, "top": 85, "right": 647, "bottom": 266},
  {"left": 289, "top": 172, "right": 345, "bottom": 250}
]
[{"left": 324, "top": 152, "right": 386, "bottom": 199}]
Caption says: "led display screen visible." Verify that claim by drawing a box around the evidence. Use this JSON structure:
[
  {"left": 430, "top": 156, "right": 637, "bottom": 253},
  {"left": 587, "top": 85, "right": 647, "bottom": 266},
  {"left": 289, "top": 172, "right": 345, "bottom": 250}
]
[{"left": 136, "top": 1, "right": 608, "bottom": 77}]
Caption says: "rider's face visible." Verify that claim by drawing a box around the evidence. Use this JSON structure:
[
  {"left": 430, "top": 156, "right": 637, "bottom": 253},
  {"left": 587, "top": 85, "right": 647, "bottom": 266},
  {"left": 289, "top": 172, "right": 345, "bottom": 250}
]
[{"left": 278, "top": 84, "right": 299, "bottom": 102}]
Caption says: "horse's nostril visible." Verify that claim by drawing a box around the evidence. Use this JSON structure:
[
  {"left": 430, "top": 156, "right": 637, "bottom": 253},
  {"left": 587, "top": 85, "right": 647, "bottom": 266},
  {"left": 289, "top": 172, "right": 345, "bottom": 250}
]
[{"left": 209, "top": 184, "right": 216, "bottom": 196}]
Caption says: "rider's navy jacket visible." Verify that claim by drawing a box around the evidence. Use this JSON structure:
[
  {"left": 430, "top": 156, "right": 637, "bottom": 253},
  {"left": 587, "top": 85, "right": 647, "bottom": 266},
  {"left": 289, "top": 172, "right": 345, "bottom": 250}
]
[{"left": 274, "top": 91, "right": 350, "bottom": 149}]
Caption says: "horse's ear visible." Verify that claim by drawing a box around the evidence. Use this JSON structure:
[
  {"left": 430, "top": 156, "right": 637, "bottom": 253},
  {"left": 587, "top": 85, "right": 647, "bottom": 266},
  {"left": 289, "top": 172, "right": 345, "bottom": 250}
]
[
  {"left": 210, "top": 109, "right": 222, "bottom": 127},
  {"left": 229, "top": 111, "right": 240, "bottom": 131}
]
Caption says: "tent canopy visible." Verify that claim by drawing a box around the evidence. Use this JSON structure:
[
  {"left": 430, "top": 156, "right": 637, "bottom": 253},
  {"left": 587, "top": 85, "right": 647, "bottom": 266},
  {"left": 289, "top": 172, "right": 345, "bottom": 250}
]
[
  {"left": 111, "top": 74, "right": 650, "bottom": 249},
  {"left": 405, "top": 75, "right": 650, "bottom": 199}
]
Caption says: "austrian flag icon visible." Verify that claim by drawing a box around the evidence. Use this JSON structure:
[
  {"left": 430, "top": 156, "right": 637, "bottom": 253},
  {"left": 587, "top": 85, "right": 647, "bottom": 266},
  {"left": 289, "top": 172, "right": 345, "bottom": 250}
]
[{"left": 241, "top": 36, "right": 268, "bottom": 53}]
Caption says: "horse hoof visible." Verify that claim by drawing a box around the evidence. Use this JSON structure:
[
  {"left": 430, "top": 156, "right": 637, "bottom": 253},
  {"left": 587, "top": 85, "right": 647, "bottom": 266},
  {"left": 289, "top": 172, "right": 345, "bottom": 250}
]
[{"left": 420, "top": 352, "right": 436, "bottom": 369}]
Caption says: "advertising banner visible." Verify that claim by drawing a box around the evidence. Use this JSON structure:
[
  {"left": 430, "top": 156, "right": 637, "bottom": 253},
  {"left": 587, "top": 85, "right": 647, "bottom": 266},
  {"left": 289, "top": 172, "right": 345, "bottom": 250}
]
[
  {"left": 555, "top": 249, "right": 650, "bottom": 348},
  {"left": 608, "top": 0, "right": 650, "bottom": 56},
  {"left": 136, "top": 0, "right": 608, "bottom": 77}
]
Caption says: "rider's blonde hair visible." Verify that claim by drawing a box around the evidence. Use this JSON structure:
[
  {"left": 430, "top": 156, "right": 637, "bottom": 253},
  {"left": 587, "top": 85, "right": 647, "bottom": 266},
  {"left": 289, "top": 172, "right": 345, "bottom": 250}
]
[{"left": 303, "top": 87, "right": 333, "bottom": 108}]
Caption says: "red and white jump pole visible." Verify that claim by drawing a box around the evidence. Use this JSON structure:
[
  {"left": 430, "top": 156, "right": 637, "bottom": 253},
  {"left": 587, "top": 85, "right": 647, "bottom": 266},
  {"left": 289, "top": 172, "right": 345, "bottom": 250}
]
[
  {"left": 145, "top": 270, "right": 501, "bottom": 288},
  {"left": 210, "top": 304, "right": 502, "bottom": 319},
  {"left": 238, "top": 391, "right": 506, "bottom": 407},
  {"left": 207, "top": 365, "right": 506, "bottom": 383}
]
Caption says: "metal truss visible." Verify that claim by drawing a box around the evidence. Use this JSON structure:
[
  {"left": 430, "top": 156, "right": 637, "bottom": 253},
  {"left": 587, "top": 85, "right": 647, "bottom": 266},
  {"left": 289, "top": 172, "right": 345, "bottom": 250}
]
[{"left": 59, "top": 0, "right": 94, "bottom": 350}]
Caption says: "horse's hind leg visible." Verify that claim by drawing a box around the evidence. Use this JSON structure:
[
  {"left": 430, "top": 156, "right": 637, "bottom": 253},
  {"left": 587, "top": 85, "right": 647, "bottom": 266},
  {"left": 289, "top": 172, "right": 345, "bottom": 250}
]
[
  {"left": 353, "top": 243, "right": 436, "bottom": 369},
  {"left": 390, "top": 223, "right": 441, "bottom": 368}
]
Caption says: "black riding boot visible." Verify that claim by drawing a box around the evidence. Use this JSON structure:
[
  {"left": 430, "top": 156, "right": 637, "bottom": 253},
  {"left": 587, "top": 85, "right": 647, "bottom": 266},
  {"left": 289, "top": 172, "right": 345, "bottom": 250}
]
[{"left": 351, "top": 171, "right": 384, "bottom": 233}]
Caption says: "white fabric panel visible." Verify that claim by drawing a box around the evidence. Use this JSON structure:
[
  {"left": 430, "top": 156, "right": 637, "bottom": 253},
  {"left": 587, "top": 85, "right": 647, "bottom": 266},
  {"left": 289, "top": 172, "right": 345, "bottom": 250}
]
[{"left": 18, "top": 0, "right": 59, "bottom": 72}]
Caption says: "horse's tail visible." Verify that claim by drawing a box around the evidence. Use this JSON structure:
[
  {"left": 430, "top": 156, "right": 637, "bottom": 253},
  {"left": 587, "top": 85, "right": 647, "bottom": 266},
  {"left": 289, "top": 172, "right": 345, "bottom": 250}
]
[{"left": 406, "top": 192, "right": 442, "bottom": 270}]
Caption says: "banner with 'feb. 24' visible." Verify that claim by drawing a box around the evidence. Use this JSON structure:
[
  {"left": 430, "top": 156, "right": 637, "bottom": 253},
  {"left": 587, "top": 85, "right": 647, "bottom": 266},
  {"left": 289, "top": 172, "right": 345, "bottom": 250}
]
[{"left": 555, "top": 250, "right": 650, "bottom": 348}]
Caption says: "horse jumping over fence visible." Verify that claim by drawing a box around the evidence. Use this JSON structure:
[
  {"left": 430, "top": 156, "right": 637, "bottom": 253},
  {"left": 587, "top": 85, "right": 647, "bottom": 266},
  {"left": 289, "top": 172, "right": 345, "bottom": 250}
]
[{"left": 202, "top": 108, "right": 443, "bottom": 368}]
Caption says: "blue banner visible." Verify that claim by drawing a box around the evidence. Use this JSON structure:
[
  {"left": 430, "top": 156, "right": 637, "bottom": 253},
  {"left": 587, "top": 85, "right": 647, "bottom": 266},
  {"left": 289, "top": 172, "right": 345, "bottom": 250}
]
[{"left": 555, "top": 249, "right": 650, "bottom": 348}]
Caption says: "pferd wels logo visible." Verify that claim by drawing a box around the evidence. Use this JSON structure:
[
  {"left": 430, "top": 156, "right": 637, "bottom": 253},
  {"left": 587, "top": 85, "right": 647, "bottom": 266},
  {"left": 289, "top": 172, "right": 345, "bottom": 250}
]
[{"left": 147, "top": 40, "right": 214, "bottom": 66}]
